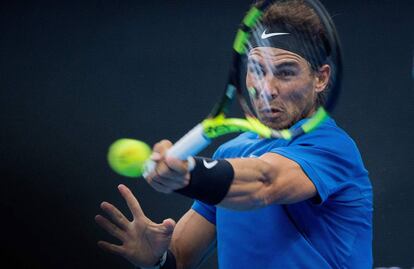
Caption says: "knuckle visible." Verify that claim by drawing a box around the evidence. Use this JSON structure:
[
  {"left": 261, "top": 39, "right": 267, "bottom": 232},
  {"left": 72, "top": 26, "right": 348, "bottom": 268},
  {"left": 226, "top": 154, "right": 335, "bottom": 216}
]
[
  {"left": 117, "top": 217, "right": 125, "bottom": 225},
  {"left": 123, "top": 247, "right": 133, "bottom": 257},
  {"left": 153, "top": 139, "right": 172, "bottom": 152},
  {"left": 144, "top": 175, "right": 153, "bottom": 184},
  {"left": 152, "top": 185, "right": 162, "bottom": 192},
  {"left": 161, "top": 188, "right": 172, "bottom": 194},
  {"left": 160, "top": 139, "right": 172, "bottom": 147},
  {"left": 157, "top": 163, "right": 172, "bottom": 177},
  {"left": 152, "top": 182, "right": 166, "bottom": 193},
  {"left": 253, "top": 191, "right": 269, "bottom": 208},
  {"left": 153, "top": 142, "right": 162, "bottom": 152}
]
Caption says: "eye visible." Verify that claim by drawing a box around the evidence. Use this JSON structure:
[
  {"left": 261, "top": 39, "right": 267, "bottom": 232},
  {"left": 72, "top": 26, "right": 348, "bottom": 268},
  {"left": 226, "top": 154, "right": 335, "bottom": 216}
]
[
  {"left": 248, "top": 61, "right": 266, "bottom": 78},
  {"left": 273, "top": 68, "right": 297, "bottom": 79}
]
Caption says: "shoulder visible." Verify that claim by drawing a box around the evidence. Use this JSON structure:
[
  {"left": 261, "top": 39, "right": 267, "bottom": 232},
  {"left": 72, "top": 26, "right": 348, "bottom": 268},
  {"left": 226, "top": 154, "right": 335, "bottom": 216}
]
[
  {"left": 276, "top": 118, "right": 371, "bottom": 204},
  {"left": 213, "top": 132, "right": 258, "bottom": 159},
  {"left": 273, "top": 117, "right": 369, "bottom": 180},
  {"left": 290, "top": 118, "right": 362, "bottom": 158},
  {"left": 293, "top": 118, "right": 349, "bottom": 143}
]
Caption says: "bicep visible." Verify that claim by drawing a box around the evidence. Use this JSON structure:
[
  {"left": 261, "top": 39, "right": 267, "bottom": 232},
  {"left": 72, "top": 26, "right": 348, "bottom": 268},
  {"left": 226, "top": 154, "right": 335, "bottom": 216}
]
[
  {"left": 171, "top": 209, "right": 216, "bottom": 269},
  {"left": 259, "top": 152, "right": 317, "bottom": 204}
]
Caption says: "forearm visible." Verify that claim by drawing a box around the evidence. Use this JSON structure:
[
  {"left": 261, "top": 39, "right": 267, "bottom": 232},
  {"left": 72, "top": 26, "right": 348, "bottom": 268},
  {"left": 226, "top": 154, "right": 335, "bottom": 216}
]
[
  {"left": 219, "top": 158, "right": 274, "bottom": 210},
  {"left": 170, "top": 240, "right": 215, "bottom": 269},
  {"left": 148, "top": 148, "right": 316, "bottom": 211},
  {"left": 175, "top": 156, "right": 276, "bottom": 210},
  {"left": 220, "top": 154, "right": 317, "bottom": 210},
  {"left": 169, "top": 210, "right": 216, "bottom": 269}
]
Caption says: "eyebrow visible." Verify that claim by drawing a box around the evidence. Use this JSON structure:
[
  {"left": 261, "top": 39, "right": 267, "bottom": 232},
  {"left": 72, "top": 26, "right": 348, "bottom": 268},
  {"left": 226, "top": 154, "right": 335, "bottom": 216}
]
[
  {"left": 273, "top": 61, "right": 300, "bottom": 70},
  {"left": 249, "top": 58, "right": 300, "bottom": 71}
]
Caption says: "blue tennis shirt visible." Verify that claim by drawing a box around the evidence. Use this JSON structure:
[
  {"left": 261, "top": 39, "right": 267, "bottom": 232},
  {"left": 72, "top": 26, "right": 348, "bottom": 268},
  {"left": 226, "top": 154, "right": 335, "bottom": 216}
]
[{"left": 192, "top": 117, "right": 372, "bottom": 268}]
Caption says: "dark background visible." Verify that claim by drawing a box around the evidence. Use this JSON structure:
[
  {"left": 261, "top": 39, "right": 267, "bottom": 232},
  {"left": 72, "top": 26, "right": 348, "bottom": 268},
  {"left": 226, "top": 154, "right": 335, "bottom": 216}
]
[{"left": 1, "top": 0, "right": 413, "bottom": 268}]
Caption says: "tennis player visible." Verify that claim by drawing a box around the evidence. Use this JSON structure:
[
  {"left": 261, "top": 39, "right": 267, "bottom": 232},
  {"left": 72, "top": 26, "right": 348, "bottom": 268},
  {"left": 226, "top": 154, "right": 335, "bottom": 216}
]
[{"left": 96, "top": 1, "right": 372, "bottom": 268}]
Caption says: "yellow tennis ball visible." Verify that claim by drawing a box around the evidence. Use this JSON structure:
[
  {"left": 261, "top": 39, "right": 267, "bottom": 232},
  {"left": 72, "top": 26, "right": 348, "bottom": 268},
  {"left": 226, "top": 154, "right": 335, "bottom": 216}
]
[{"left": 107, "top": 138, "right": 152, "bottom": 178}]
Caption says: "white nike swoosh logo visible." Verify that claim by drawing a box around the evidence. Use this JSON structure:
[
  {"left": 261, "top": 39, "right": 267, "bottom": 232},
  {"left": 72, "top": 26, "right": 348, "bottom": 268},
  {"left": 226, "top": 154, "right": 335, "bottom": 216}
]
[
  {"left": 261, "top": 30, "right": 290, "bottom": 39},
  {"left": 203, "top": 159, "right": 218, "bottom": 169}
]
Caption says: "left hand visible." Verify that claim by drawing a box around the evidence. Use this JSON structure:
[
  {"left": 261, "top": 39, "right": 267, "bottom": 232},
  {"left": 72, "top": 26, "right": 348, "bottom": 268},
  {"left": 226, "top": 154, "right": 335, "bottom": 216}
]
[
  {"left": 95, "top": 185, "right": 176, "bottom": 268},
  {"left": 144, "top": 139, "right": 191, "bottom": 193}
]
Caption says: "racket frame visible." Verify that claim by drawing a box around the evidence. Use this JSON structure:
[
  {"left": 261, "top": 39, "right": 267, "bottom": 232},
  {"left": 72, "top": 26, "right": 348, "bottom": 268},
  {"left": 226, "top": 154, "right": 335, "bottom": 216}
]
[{"left": 143, "top": 0, "right": 342, "bottom": 176}]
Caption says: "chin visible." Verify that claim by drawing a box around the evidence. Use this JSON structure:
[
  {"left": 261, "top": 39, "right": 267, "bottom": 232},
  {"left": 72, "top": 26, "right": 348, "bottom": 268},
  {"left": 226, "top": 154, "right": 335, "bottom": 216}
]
[
  {"left": 269, "top": 121, "right": 294, "bottom": 130},
  {"left": 259, "top": 115, "right": 293, "bottom": 130}
]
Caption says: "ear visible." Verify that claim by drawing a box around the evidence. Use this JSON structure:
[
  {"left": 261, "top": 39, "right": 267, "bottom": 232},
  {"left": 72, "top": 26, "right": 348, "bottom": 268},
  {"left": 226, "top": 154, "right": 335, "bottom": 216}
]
[{"left": 314, "top": 64, "right": 331, "bottom": 93}]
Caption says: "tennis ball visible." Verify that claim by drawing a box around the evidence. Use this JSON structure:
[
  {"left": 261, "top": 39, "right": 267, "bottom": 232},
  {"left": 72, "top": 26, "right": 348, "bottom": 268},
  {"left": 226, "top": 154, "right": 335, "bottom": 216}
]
[{"left": 107, "top": 138, "right": 152, "bottom": 178}]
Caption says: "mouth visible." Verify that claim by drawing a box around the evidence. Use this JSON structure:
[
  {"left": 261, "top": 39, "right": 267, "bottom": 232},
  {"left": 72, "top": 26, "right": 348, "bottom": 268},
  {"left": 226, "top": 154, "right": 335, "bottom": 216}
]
[{"left": 259, "top": 107, "right": 283, "bottom": 117}]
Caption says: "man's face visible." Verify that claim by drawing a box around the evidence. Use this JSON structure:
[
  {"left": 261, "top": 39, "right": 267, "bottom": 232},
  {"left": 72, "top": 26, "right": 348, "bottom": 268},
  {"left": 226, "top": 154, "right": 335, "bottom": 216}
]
[{"left": 246, "top": 47, "right": 329, "bottom": 130}]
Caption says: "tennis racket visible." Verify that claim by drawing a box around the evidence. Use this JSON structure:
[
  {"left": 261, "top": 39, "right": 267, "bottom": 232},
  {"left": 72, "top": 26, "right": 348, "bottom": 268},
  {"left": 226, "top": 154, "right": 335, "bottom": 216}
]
[{"left": 141, "top": 0, "right": 343, "bottom": 176}]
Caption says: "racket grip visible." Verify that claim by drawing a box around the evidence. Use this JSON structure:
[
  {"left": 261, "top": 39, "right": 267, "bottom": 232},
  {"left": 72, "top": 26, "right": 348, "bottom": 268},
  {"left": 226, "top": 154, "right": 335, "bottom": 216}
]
[
  {"left": 143, "top": 124, "right": 211, "bottom": 177},
  {"left": 167, "top": 124, "right": 211, "bottom": 159}
]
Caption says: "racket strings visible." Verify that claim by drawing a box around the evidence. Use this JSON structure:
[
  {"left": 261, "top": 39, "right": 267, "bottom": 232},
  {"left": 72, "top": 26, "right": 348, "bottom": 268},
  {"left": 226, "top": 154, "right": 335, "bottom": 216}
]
[
  {"left": 246, "top": 22, "right": 275, "bottom": 112},
  {"left": 236, "top": 0, "right": 340, "bottom": 137}
]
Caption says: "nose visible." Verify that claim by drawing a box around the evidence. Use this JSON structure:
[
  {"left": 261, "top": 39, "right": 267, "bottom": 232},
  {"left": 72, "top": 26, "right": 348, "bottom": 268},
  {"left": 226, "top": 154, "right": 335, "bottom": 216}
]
[{"left": 258, "top": 74, "right": 278, "bottom": 99}]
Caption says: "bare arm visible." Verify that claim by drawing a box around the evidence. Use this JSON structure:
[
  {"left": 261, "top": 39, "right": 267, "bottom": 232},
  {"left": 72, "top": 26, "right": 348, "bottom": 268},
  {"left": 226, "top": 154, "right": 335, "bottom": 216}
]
[
  {"left": 171, "top": 209, "right": 216, "bottom": 269},
  {"left": 146, "top": 140, "right": 316, "bottom": 211},
  {"left": 221, "top": 152, "right": 316, "bottom": 210}
]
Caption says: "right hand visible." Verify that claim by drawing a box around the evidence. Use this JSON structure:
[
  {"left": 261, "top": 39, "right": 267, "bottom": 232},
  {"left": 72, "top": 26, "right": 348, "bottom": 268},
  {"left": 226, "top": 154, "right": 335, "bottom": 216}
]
[
  {"left": 95, "top": 184, "right": 176, "bottom": 267},
  {"left": 144, "top": 139, "right": 191, "bottom": 193}
]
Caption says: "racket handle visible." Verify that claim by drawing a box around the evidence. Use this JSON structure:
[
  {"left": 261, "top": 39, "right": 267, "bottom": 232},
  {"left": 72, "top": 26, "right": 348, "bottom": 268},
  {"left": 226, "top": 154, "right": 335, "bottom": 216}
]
[
  {"left": 143, "top": 124, "right": 211, "bottom": 177},
  {"left": 167, "top": 124, "right": 211, "bottom": 159}
]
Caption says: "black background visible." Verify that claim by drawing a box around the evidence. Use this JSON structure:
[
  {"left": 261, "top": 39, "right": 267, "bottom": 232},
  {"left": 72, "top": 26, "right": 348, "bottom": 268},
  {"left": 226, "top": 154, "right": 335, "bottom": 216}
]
[{"left": 1, "top": 0, "right": 413, "bottom": 268}]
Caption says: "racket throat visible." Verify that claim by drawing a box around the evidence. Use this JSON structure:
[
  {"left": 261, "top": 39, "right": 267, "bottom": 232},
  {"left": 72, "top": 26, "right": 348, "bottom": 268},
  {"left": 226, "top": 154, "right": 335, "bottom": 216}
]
[{"left": 202, "top": 117, "right": 272, "bottom": 139}]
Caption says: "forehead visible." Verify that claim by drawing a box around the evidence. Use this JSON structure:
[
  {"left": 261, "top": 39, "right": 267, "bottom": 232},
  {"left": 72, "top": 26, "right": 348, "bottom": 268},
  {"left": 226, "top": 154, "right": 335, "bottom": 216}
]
[{"left": 248, "top": 47, "right": 308, "bottom": 65}]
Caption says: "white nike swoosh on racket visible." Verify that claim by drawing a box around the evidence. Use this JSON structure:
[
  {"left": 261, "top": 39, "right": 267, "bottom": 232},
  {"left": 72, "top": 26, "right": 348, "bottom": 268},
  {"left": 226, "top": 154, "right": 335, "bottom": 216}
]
[
  {"left": 261, "top": 30, "right": 290, "bottom": 39},
  {"left": 203, "top": 159, "right": 218, "bottom": 169}
]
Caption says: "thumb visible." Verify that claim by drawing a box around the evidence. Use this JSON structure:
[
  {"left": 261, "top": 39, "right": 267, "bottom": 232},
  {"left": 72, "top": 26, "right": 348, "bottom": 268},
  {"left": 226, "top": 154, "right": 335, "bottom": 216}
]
[{"left": 161, "top": 218, "right": 176, "bottom": 235}]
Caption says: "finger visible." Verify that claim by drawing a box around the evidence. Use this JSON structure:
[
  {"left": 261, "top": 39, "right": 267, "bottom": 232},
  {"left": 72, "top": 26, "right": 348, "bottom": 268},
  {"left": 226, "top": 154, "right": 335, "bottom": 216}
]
[
  {"left": 117, "top": 184, "right": 146, "bottom": 219},
  {"left": 165, "top": 156, "right": 189, "bottom": 175},
  {"left": 153, "top": 140, "right": 172, "bottom": 156},
  {"left": 147, "top": 218, "right": 176, "bottom": 238},
  {"left": 150, "top": 151, "right": 162, "bottom": 161},
  {"left": 161, "top": 218, "right": 176, "bottom": 235},
  {"left": 153, "top": 165, "right": 189, "bottom": 190},
  {"left": 154, "top": 162, "right": 190, "bottom": 184},
  {"left": 155, "top": 162, "right": 189, "bottom": 181},
  {"left": 95, "top": 215, "right": 126, "bottom": 241},
  {"left": 149, "top": 179, "right": 173, "bottom": 194},
  {"left": 100, "top": 201, "right": 129, "bottom": 230},
  {"left": 153, "top": 175, "right": 187, "bottom": 191},
  {"left": 97, "top": 240, "right": 124, "bottom": 255}
]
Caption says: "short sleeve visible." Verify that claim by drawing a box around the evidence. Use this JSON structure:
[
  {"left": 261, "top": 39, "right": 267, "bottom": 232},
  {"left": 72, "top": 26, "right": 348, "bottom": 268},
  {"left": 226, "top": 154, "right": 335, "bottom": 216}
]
[
  {"left": 192, "top": 200, "right": 216, "bottom": 225},
  {"left": 271, "top": 126, "right": 366, "bottom": 204}
]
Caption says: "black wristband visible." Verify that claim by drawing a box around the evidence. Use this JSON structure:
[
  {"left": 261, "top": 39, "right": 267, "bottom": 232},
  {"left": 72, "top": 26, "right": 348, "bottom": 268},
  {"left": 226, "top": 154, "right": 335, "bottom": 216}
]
[{"left": 175, "top": 157, "right": 234, "bottom": 205}]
